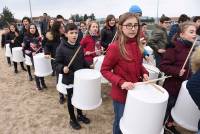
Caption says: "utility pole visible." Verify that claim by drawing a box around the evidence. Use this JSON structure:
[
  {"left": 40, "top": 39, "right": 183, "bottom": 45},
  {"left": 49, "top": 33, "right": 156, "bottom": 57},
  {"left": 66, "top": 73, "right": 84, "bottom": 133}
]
[{"left": 28, "top": 0, "right": 33, "bottom": 21}]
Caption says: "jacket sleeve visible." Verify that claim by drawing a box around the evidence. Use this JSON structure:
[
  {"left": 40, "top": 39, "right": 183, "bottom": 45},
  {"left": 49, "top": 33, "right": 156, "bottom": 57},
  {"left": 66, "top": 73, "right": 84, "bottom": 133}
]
[
  {"left": 186, "top": 72, "right": 200, "bottom": 109},
  {"left": 80, "top": 37, "right": 87, "bottom": 54},
  {"left": 55, "top": 47, "right": 65, "bottom": 74},
  {"left": 44, "top": 41, "right": 51, "bottom": 55},
  {"left": 159, "top": 48, "right": 181, "bottom": 77},
  {"left": 5, "top": 34, "right": 11, "bottom": 44},
  {"left": 100, "top": 44, "right": 126, "bottom": 87},
  {"left": 148, "top": 30, "right": 163, "bottom": 52}
]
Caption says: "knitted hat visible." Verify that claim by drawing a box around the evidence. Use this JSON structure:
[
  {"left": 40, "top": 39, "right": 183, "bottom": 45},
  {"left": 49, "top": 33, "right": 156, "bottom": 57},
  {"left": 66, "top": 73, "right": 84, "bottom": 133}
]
[{"left": 129, "top": 5, "right": 142, "bottom": 14}]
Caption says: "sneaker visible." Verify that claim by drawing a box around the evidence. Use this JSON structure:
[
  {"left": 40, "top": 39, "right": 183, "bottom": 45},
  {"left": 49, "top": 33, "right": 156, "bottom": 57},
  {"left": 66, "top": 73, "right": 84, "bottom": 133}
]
[
  {"left": 28, "top": 75, "right": 33, "bottom": 81},
  {"left": 77, "top": 115, "right": 90, "bottom": 124},
  {"left": 69, "top": 120, "right": 81, "bottom": 130},
  {"left": 164, "top": 125, "right": 181, "bottom": 134},
  {"left": 41, "top": 84, "right": 48, "bottom": 89},
  {"left": 14, "top": 70, "right": 18, "bottom": 74}
]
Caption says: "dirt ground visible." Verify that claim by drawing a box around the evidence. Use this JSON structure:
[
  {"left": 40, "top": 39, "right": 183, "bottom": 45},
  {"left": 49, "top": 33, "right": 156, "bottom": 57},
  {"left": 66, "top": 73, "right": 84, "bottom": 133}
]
[{"left": 0, "top": 31, "right": 196, "bottom": 134}]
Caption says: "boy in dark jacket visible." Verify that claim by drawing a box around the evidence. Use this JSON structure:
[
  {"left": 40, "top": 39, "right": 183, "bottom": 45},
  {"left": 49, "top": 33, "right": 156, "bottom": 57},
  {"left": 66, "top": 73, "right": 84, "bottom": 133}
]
[{"left": 55, "top": 23, "right": 91, "bottom": 130}]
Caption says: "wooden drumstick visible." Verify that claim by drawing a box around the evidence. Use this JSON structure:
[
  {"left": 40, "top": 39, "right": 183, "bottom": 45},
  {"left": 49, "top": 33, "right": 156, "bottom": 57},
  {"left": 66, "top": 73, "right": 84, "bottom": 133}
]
[
  {"left": 181, "top": 38, "right": 198, "bottom": 70},
  {"left": 134, "top": 76, "right": 172, "bottom": 86},
  {"left": 150, "top": 83, "right": 164, "bottom": 93},
  {"left": 67, "top": 45, "right": 81, "bottom": 68}
]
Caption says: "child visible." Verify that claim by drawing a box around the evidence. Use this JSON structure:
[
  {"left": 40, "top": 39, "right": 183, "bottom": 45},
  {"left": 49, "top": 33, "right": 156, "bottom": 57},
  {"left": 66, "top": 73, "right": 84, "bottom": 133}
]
[
  {"left": 6, "top": 23, "right": 27, "bottom": 73},
  {"left": 55, "top": 23, "right": 91, "bottom": 130},
  {"left": 186, "top": 47, "right": 200, "bottom": 133},
  {"left": 100, "top": 14, "right": 117, "bottom": 51},
  {"left": 1, "top": 25, "right": 11, "bottom": 66},
  {"left": 23, "top": 24, "right": 47, "bottom": 91},
  {"left": 101, "top": 12, "right": 149, "bottom": 134},
  {"left": 160, "top": 22, "right": 197, "bottom": 133},
  {"left": 80, "top": 21, "right": 102, "bottom": 64}
]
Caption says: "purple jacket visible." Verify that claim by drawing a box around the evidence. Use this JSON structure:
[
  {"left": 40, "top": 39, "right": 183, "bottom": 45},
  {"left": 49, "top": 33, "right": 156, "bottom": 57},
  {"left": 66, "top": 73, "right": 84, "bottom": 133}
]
[{"left": 160, "top": 39, "right": 192, "bottom": 96}]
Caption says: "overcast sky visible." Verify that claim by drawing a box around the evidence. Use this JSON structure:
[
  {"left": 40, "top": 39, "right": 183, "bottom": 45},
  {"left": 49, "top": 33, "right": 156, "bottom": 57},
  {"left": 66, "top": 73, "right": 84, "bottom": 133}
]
[{"left": 1, "top": 0, "right": 199, "bottom": 19}]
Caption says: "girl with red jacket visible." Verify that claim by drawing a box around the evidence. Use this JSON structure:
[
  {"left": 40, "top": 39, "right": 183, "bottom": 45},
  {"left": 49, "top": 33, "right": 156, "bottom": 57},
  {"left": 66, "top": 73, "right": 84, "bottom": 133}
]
[
  {"left": 101, "top": 12, "right": 148, "bottom": 134},
  {"left": 80, "top": 21, "right": 102, "bottom": 64},
  {"left": 160, "top": 22, "right": 197, "bottom": 133}
]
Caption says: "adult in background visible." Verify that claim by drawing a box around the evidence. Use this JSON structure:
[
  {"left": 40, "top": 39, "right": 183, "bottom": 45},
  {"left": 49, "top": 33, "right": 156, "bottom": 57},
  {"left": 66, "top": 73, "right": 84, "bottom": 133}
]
[
  {"left": 168, "top": 14, "right": 190, "bottom": 48},
  {"left": 40, "top": 13, "right": 49, "bottom": 37},
  {"left": 100, "top": 14, "right": 117, "bottom": 51},
  {"left": 148, "top": 15, "right": 171, "bottom": 67}
]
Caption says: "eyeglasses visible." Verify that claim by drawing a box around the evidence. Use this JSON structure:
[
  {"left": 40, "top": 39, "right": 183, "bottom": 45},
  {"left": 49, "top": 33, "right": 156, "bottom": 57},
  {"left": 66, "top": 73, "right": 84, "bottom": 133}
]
[{"left": 122, "top": 23, "right": 139, "bottom": 30}]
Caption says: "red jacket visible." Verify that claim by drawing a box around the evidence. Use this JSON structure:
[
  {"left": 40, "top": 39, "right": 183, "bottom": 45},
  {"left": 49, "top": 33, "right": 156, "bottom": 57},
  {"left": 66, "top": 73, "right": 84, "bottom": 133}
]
[
  {"left": 160, "top": 39, "right": 192, "bottom": 96},
  {"left": 80, "top": 35, "right": 101, "bottom": 63},
  {"left": 100, "top": 39, "right": 148, "bottom": 104}
]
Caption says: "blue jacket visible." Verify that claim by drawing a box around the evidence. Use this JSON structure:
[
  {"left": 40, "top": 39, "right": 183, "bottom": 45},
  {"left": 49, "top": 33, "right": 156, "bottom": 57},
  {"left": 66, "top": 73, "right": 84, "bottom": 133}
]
[{"left": 186, "top": 70, "right": 200, "bottom": 110}]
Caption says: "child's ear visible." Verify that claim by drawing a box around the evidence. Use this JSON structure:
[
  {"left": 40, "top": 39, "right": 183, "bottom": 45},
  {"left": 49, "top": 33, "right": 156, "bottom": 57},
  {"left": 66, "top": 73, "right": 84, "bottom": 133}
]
[{"left": 64, "top": 33, "right": 68, "bottom": 38}]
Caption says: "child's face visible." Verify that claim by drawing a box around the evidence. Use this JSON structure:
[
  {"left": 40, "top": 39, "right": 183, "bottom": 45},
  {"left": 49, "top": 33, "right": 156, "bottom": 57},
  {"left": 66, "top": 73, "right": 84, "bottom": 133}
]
[
  {"left": 109, "top": 18, "right": 116, "bottom": 27},
  {"left": 122, "top": 17, "right": 139, "bottom": 39},
  {"left": 10, "top": 25, "right": 15, "bottom": 32},
  {"left": 89, "top": 23, "right": 98, "bottom": 35},
  {"left": 180, "top": 25, "right": 196, "bottom": 43},
  {"left": 195, "top": 19, "right": 200, "bottom": 27},
  {"left": 65, "top": 30, "right": 78, "bottom": 44},
  {"left": 59, "top": 24, "right": 65, "bottom": 35},
  {"left": 30, "top": 25, "right": 36, "bottom": 34},
  {"left": 49, "top": 19, "right": 54, "bottom": 27},
  {"left": 4, "top": 28, "right": 10, "bottom": 34},
  {"left": 23, "top": 19, "right": 30, "bottom": 27}
]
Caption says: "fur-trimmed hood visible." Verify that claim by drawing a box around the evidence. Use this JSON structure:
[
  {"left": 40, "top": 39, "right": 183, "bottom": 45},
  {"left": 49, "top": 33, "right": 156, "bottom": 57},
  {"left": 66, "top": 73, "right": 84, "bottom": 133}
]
[{"left": 191, "top": 47, "right": 200, "bottom": 73}]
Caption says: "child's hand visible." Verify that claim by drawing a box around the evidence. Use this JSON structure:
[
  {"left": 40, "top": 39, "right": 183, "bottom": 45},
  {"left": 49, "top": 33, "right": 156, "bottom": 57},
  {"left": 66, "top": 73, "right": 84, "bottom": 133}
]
[
  {"left": 143, "top": 74, "right": 149, "bottom": 81},
  {"left": 63, "top": 66, "right": 69, "bottom": 74},
  {"left": 85, "top": 51, "right": 91, "bottom": 55},
  {"left": 121, "top": 82, "right": 134, "bottom": 90},
  {"left": 44, "top": 55, "right": 51, "bottom": 59},
  {"left": 90, "top": 64, "right": 94, "bottom": 69}
]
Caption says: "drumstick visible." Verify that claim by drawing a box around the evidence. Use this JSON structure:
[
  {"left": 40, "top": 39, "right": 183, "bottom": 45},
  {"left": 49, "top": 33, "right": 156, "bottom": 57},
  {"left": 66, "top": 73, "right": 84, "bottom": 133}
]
[
  {"left": 134, "top": 76, "right": 172, "bottom": 86},
  {"left": 181, "top": 38, "right": 198, "bottom": 70},
  {"left": 67, "top": 45, "right": 81, "bottom": 68},
  {"left": 150, "top": 83, "right": 164, "bottom": 93},
  {"left": 51, "top": 58, "right": 55, "bottom": 60}
]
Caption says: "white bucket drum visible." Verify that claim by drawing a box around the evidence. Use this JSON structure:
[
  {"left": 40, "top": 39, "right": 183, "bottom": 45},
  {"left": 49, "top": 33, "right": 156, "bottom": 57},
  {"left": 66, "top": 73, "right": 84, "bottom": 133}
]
[
  {"left": 5, "top": 43, "right": 12, "bottom": 57},
  {"left": 33, "top": 53, "right": 53, "bottom": 77},
  {"left": 120, "top": 84, "right": 169, "bottom": 134},
  {"left": 12, "top": 47, "right": 24, "bottom": 62},
  {"left": 143, "top": 63, "right": 160, "bottom": 80},
  {"left": 144, "top": 46, "right": 153, "bottom": 55},
  {"left": 25, "top": 55, "right": 32, "bottom": 66},
  {"left": 93, "top": 55, "right": 109, "bottom": 84},
  {"left": 72, "top": 69, "right": 102, "bottom": 110},
  {"left": 56, "top": 74, "right": 68, "bottom": 95},
  {"left": 171, "top": 81, "right": 200, "bottom": 132}
]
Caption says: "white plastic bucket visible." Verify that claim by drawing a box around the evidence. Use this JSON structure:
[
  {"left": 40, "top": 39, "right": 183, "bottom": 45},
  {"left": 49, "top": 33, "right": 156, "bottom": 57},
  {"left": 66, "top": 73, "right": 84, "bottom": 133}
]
[
  {"left": 56, "top": 74, "right": 68, "bottom": 95},
  {"left": 72, "top": 69, "right": 102, "bottom": 110},
  {"left": 143, "top": 63, "right": 160, "bottom": 80},
  {"left": 12, "top": 47, "right": 24, "bottom": 62},
  {"left": 93, "top": 55, "right": 109, "bottom": 84},
  {"left": 33, "top": 53, "right": 53, "bottom": 77},
  {"left": 24, "top": 55, "right": 32, "bottom": 66},
  {"left": 171, "top": 81, "right": 200, "bottom": 132},
  {"left": 5, "top": 43, "right": 12, "bottom": 57},
  {"left": 120, "top": 84, "right": 169, "bottom": 134}
]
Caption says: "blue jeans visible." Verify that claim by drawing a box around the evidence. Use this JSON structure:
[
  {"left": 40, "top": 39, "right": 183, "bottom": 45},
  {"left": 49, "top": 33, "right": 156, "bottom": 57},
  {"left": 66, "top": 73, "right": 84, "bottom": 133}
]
[{"left": 113, "top": 100, "right": 125, "bottom": 134}]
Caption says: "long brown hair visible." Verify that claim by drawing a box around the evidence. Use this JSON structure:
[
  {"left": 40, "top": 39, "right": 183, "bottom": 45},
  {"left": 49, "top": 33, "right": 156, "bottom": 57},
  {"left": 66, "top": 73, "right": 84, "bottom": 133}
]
[{"left": 116, "top": 12, "right": 142, "bottom": 60}]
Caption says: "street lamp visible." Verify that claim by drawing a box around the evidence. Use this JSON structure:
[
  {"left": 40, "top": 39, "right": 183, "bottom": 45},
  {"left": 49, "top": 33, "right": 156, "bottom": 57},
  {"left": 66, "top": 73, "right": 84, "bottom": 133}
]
[{"left": 28, "top": 0, "right": 33, "bottom": 21}]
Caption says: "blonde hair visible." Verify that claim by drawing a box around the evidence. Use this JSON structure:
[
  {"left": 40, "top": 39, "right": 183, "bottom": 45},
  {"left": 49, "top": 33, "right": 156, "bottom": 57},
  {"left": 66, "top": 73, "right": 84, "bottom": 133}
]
[
  {"left": 191, "top": 47, "right": 200, "bottom": 73},
  {"left": 116, "top": 12, "right": 143, "bottom": 60},
  {"left": 86, "top": 21, "right": 100, "bottom": 36}
]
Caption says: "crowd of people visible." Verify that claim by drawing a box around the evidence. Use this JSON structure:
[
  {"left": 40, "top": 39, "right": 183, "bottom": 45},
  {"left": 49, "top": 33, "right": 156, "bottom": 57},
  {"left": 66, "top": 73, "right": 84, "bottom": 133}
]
[{"left": 1, "top": 5, "right": 200, "bottom": 134}]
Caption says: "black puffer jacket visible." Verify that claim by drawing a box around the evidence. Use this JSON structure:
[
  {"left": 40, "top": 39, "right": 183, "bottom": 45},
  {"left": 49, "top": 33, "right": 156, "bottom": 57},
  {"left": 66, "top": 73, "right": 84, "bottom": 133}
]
[
  {"left": 55, "top": 38, "right": 90, "bottom": 85},
  {"left": 100, "top": 26, "right": 116, "bottom": 50}
]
